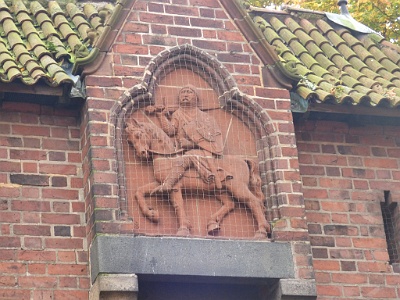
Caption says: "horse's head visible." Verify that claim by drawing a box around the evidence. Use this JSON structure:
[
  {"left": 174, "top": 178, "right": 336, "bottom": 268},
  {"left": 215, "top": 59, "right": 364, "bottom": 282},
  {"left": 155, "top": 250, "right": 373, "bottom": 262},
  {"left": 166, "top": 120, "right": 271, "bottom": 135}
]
[{"left": 125, "top": 119, "right": 151, "bottom": 159}]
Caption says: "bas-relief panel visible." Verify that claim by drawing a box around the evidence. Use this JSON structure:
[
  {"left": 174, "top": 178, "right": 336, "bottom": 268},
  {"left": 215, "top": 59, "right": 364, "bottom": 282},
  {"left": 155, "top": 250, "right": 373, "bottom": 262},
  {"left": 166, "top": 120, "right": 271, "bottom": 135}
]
[{"left": 123, "top": 69, "right": 270, "bottom": 239}]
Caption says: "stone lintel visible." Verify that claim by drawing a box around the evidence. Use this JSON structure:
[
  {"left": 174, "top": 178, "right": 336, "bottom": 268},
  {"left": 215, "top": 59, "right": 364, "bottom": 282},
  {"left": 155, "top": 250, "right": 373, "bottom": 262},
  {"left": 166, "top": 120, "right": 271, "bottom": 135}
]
[
  {"left": 89, "top": 274, "right": 139, "bottom": 300},
  {"left": 90, "top": 235, "right": 295, "bottom": 284},
  {"left": 269, "top": 279, "right": 317, "bottom": 300}
]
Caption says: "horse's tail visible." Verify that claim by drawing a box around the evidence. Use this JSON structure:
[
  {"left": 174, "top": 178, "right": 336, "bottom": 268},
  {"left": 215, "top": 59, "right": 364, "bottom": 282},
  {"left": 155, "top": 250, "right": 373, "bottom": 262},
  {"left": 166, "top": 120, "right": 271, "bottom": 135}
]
[{"left": 245, "top": 159, "right": 264, "bottom": 202}]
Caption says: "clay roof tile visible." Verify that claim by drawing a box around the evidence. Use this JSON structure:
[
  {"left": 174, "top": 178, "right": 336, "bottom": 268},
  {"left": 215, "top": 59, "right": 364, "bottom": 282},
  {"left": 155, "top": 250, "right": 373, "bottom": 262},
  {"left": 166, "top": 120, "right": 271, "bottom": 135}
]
[
  {"left": 0, "top": 0, "right": 118, "bottom": 88},
  {"left": 249, "top": 3, "right": 400, "bottom": 109}
]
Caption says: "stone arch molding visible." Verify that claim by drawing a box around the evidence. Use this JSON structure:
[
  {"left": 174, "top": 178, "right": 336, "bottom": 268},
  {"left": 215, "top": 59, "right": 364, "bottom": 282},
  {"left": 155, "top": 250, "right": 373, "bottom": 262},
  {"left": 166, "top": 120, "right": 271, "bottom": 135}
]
[{"left": 111, "top": 44, "right": 281, "bottom": 231}]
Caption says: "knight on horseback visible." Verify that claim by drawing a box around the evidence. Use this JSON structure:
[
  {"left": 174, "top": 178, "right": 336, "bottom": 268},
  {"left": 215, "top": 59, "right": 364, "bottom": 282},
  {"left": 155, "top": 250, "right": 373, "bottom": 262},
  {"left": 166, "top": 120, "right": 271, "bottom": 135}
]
[{"left": 146, "top": 85, "right": 230, "bottom": 193}]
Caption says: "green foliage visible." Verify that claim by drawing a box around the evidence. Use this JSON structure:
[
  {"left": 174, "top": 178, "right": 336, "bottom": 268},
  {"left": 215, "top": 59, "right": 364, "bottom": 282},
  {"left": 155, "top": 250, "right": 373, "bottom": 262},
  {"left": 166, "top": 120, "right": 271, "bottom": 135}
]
[{"left": 247, "top": 0, "right": 400, "bottom": 44}]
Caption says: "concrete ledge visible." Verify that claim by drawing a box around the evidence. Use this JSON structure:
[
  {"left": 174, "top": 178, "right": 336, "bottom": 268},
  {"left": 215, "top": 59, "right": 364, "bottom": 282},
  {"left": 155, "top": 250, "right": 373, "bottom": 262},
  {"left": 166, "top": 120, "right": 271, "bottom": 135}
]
[{"left": 90, "top": 235, "right": 295, "bottom": 283}]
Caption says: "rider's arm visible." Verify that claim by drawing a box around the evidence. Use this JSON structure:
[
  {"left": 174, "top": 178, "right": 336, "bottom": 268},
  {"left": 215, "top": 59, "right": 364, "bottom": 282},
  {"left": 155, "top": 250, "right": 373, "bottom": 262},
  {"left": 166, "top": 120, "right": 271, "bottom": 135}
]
[{"left": 156, "top": 111, "right": 178, "bottom": 136}]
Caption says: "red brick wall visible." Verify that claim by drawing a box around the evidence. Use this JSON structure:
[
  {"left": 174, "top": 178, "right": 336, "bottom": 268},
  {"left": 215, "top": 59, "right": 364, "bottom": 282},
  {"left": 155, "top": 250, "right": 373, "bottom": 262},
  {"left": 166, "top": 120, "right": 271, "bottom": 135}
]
[
  {"left": 83, "top": 0, "right": 312, "bottom": 280},
  {"left": 296, "top": 119, "right": 400, "bottom": 299},
  {"left": 0, "top": 103, "right": 89, "bottom": 299}
]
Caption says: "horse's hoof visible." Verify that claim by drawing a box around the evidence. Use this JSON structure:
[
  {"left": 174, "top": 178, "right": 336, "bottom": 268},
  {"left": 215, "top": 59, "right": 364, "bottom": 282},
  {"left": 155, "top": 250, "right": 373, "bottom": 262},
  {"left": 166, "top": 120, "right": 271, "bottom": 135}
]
[
  {"left": 207, "top": 221, "right": 220, "bottom": 235},
  {"left": 146, "top": 209, "right": 160, "bottom": 222},
  {"left": 176, "top": 227, "right": 190, "bottom": 236},
  {"left": 254, "top": 230, "right": 268, "bottom": 239}
]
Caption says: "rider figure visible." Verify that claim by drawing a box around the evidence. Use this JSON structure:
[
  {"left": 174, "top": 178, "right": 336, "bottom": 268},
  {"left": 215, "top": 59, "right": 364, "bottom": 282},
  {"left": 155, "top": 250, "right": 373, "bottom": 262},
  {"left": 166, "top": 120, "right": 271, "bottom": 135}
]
[{"left": 147, "top": 85, "right": 225, "bottom": 193}]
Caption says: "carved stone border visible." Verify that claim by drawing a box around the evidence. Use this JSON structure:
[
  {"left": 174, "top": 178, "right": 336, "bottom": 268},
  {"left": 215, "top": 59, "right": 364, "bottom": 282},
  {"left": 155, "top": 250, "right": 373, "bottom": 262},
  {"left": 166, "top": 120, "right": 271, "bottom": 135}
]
[{"left": 110, "top": 44, "right": 281, "bottom": 222}]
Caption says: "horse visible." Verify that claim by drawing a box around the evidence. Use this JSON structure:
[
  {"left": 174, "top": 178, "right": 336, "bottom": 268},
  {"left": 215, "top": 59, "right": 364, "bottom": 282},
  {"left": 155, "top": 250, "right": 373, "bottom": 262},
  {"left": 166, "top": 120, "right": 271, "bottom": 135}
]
[{"left": 125, "top": 118, "right": 270, "bottom": 239}]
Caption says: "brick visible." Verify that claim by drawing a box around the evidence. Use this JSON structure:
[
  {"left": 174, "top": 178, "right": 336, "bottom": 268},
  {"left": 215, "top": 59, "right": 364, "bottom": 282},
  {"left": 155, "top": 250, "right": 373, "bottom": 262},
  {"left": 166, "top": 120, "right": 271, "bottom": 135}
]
[
  {"left": 53, "top": 290, "right": 88, "bottom": 300},
  {"left": 139, "top": 12, "right": 174, "bottom": 25},
  {"left": 23, "top": 237, "right": 42, "bottom": 249},
  {"left": 10, "top": 174, "right": 49, "bottom": 186},
  {"left": 53, "top": 201, "right": 70, "bottom": 212},
  {"left": 39, "top": 164, "right": 77, "bottom": 175},
  {"left": 361, "top": 287, "right": 397, "bottom": 298},
  {"left": 0, "top": 289, "right": 30, "bottom": 299},
  {"left": 123, "top": 22, "right": 149, "bottom": 33},
  {"left": 54, "top": 226, "right": 71, "bottom": 237},
  {"left": 85, "top": 76, "right": 122, "bottom": 87},
  {"left": 22, "top": 212, "right": 40, "bottom": 223},
  {"left": 0, "top": 161, "right": 21, "bottom": 173},
  {"left": 0, "top": 276, "right": 16, "bottom": 287},
  {"left": 0, "top": 137, "right": 23, "bottom": 147},
  {"left": 51, "top": 176, "right": 68, "bottom": 187},
  {"left": 28, "top": 263, "right": 46, "bottom": 274},
  {"left": 349, "top": 214, "right": 382, "bottom": 225},
  {"left": 45, "top": 238, "right": 83, "bottom": 249},
  {"left": 57, "top": 251, "right": 75, "bottom": 262},
  {"left": 368, "top": 274, "right": 385, "bottom": 285},
  {"left": 48, "top": 264, "right": 87, "bottom": 275},
  {"left": 308, "top": 224, "right": 322, "bottom": 234},
  {"left": 49, "top": 151, "right": 66, "bottom": 161},
  {"left": 59, "top": 276, "right": 77, "bottom": 288},
  {"left": 3, "top": 102, "right": 41, "bottom": 113},
  {"left": 19, "top": 276, "right": 57, "bottom": 288},
  {"left": 353, "top": 237, "right": 387, "bottom": 249},
  {"left": 319, "top": 178, "right": 353, "bottom": 189},
  {"left": 316, "top": 285, "right": 341, "bottom": 296},
  {"left": 21, "top": 162, "right": 38, "bottom": 173},
  {"left": 12, "top": 125, "right": 50, "bottom": 137},
  {"left": 42, "top": 139, "right": 79, "bottom": 151},
  {"left": 332, "top": 273, "right": 367, "bottom": 284},
  {"left": 79, "top": 277, "right": 90, "bottom": 289},
  {"left": 335, "top": 237, "right": 352, "bottom": 247},
  {"left": 192, "top": 39, "right": 226, "bottom": 51},
  {"left": 72, "top": 202, "right": 85, "bottom": 213},
  {"left": 312, "top": 248, "right": 328, "bottom": 258},
  {"left": 0, "top": 249, "right": 15, "bottom": 260},
  {"left": 13, "top": 225, "right": 51, "bottom": 236},
  {"left": 189, "top": 0, "right": 220, "bottom": 7},
  {"left": 42, "top": 214, "right": 80, "bottom": 225},
  {"left": 323, "top": 225, "right": 358, "bottom": 236},
  {"left": 0, "top": 262, "right": 25, "bottom": 274},
  {"left": 343, "top": 286, "right": 360, "bottom": 297},
  {"left": 168, "top": 26, "right": 201, "bottom": 37},
  {"left": 68, "top": 153, "right": 81, "bottom": 163},
  {"left": 190, "top": 17, "right": 223, "bottom": 28},
  {"left": 73, "top": 226, "right": 86, "bottom": 238},
  {"left": 42, "top": 189, "right": 79, "bottom": 200},
  {"left": 357, "top": 261, "right": 390, "bottom": 272},
  {"left": 306, "top": 212, "right": 331, "bottom": 223},
  {"left": 165, "top": 5, "right": 198, "bottom": 16},
  {"left": 199, "top": 7, "right": 215, "bottom": 18},
  {"left": 0, "top": 199, "right": 8, "bottom": 210},
  {"left": 300, "top": 166, "right": 325, "bottom": 175},
  {"left": 0, "top": 236, "right": 20, "bottom": 248},
  {"left": 310, "top": 236, "right": 335, "bottom": 247},
  {"left": 0, "top": 212, "right": 20, "bottom": 223},
  {"left": 11, "top": 200, "right": 50, "bottom": 212}
]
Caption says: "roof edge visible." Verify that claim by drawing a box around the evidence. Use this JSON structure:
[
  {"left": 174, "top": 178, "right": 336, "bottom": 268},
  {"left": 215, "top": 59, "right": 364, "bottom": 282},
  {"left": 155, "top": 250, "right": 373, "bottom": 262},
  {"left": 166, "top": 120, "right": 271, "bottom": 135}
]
[
  {"left": 220, "top": 0, "right": 299, "bottom": 89},
  {"left": 72, "top": 0, "right": 136, "bottom": 75}
]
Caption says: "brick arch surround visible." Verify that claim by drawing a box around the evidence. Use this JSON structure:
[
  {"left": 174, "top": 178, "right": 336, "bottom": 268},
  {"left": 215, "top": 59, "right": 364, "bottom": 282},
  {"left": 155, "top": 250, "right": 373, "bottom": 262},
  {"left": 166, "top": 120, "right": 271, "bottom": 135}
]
[{"left": 111, "top": 44, "right": 282, "bottom": 226}]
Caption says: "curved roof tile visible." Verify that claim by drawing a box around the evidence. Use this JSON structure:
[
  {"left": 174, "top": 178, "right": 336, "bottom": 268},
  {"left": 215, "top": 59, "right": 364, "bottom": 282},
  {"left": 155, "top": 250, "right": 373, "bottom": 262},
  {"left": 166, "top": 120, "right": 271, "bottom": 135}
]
[
  {"left": 0, "top": 0, "right": 115, "bottom": 87},
  {"left": 249, "top": 3, "right": 400, "bottom": 108}
]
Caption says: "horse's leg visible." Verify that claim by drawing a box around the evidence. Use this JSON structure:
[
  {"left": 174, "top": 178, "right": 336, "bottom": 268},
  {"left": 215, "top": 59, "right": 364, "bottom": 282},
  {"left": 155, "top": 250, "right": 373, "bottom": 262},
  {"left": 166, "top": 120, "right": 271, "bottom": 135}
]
[
  {"left": 135, "top": 182, "right": 161, "bottom": 222},
  {"left": 169, "top": 185, "right": 192, "bottom": 236},
  {"left": 207, "top": 193, "right": 235, "bottom": 235},
  {"left": 227, "top": 181, "right": 270, "bottom": 239}
]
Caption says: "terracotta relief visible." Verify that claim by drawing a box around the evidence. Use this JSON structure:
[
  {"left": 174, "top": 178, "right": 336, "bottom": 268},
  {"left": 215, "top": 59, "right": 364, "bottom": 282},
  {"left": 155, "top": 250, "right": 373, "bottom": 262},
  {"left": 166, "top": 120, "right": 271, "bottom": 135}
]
[{"left": 123, "top": 70, "right": 270, "bottom": 239}]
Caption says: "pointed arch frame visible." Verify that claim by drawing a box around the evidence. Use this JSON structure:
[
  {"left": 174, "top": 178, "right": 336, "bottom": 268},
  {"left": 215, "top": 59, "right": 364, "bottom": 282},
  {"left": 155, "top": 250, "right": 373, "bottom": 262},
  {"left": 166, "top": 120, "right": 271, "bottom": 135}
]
[{"left": 111, "top": 44, "right": 281, "bottom": 223}]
